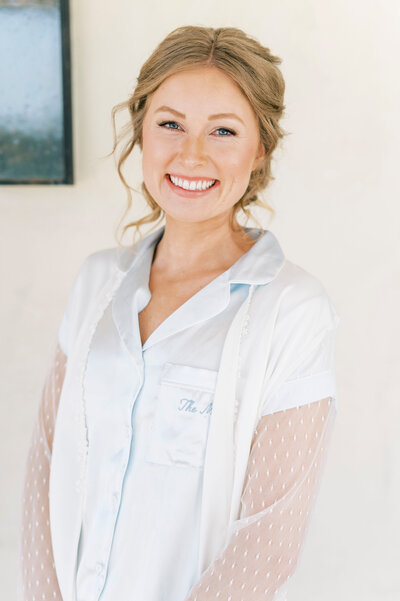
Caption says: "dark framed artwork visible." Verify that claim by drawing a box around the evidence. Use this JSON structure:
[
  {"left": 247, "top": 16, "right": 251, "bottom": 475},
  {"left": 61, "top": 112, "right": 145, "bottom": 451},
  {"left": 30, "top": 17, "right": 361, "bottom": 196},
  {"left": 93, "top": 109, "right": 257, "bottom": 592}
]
[{"left": 0, "top": 0, "right": 73, "bottom": 184}]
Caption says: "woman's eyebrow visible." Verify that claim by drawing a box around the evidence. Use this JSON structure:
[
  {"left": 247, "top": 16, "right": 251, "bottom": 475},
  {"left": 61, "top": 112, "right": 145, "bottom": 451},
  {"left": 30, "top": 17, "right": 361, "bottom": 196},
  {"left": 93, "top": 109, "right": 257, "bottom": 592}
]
[{"left": 154, "top": 105, "right": 245, "bottom": 125}]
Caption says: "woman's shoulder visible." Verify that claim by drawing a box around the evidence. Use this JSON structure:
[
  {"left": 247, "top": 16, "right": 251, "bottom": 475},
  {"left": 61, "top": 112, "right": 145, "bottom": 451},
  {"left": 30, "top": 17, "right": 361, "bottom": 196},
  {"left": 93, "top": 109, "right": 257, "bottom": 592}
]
[
  {"left": 63, "top": 247, "right": 117, "bottom": 303},
  {"left": 57, "top": 246, "right": 122, "bottom": 354},
  {"left": 69, "top": 244, "right": 133, "bottom": 293},
  {"left": 77, "top": 245, "right": 121, "bottom": 277},
  {"left": 63, "top": 234, "right": 155, "bottom": 315},
  {"left": 257, "top": 257, "right": 339, "bottom": 331},
  {"left": 277, "top": 258, "right": 330, "bottom": 298},
  {"left": 79, "top": 227, "right": 162, "bottom": 277}
]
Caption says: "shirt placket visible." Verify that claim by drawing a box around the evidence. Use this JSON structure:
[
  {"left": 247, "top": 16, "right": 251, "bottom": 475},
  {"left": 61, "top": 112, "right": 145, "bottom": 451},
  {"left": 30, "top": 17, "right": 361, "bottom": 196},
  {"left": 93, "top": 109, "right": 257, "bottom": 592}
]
[{"left": 76, "top": 290, "right": 146, "bottom": 601}]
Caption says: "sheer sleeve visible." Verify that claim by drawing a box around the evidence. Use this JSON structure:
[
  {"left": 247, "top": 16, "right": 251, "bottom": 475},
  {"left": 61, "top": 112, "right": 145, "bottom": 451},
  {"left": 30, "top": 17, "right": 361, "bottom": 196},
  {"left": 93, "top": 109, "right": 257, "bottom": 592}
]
[
  {"left": 184, "top": 396, "right": 336, "bottom": 601},
  {"left": 19, "top": 341, "right": 67, "bottom": 601}
]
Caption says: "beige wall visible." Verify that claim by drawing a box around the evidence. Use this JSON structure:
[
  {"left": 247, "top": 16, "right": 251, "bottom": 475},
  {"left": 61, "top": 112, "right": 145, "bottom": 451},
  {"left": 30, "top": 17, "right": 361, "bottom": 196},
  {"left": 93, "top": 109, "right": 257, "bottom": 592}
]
[{"left": 1, "top": 1, "right": 399, "bottom": 598}]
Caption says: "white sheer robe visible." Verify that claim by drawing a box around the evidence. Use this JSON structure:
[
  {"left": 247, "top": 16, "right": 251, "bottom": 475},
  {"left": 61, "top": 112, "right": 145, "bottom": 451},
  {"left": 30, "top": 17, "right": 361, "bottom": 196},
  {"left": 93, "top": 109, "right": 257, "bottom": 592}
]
[
  {"left": 184, "top": 397, "right": 335, "bottom": 600},
  {"left": 19, "top": 340, "right": 335, "bottom": 601},
  {"left": 19, "top": 342, "right": 66, "bottom": 601}
]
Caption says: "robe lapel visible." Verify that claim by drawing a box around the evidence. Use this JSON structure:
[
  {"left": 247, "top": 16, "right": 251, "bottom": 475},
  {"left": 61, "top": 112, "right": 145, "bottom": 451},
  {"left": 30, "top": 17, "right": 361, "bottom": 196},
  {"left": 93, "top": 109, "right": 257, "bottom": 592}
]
[
  {"left": 197, "top": 245, "right": 286, "bottom": 576},
  {"left": 49, "top": 268, "right": 127, "bottom": 600}
]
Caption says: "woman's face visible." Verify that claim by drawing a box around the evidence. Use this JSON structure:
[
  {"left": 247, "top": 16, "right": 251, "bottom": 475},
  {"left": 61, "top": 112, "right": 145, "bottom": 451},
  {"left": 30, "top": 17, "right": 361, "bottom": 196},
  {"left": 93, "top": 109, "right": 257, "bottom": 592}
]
[{"left": 141, "top": 66, "right": 265, "bottom": 226}]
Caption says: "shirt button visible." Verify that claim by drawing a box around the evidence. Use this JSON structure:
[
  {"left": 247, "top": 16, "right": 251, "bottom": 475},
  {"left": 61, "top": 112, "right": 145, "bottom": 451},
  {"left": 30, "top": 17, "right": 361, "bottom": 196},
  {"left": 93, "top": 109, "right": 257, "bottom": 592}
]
[
  {"left": 95, "top": 562, "right": 103, "bottom": 575},
  {"left": 112, "top": 492, "right": 119, "bottom": 505}
]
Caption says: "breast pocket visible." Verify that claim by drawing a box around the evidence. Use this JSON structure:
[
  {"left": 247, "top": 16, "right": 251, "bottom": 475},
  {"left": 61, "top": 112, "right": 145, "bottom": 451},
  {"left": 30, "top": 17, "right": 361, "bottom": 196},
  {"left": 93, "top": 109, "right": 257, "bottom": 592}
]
[{"left": 146, "top": 362, "right": 218, "bottom": 469}]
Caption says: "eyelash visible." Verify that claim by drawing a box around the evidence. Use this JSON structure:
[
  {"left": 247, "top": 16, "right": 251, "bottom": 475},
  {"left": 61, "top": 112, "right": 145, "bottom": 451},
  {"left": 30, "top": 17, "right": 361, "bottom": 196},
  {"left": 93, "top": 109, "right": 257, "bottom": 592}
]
[{"left": 158, "top": 121, "right": 237, "bottom": 137}]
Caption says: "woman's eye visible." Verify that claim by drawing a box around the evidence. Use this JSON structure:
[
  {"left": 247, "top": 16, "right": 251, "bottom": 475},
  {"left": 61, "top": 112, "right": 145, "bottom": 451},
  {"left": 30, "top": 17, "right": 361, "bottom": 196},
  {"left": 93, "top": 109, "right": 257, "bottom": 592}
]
[
  {"left": 215, "top": 127, "right": 236, "bottom": 136},
  {"left": 158, "top": 121, "right": 180, "bottom": 130}
]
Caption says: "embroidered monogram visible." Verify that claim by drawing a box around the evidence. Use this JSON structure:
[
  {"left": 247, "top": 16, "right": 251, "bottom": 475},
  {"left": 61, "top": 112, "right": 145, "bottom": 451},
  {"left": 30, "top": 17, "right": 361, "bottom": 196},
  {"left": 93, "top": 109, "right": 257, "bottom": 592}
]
[
  {"left": 178, "top": 398, "right": 213, "bottom": 415},
  {"left": 146, "top": 363, "right": 218, "bottom": 468}
]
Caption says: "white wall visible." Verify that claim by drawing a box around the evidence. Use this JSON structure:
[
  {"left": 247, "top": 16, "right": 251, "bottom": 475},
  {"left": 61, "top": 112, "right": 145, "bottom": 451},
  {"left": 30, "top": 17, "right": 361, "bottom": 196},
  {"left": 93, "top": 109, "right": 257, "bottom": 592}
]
[{"left": 1, "top": 1, "right": 399, "bottom": 598}]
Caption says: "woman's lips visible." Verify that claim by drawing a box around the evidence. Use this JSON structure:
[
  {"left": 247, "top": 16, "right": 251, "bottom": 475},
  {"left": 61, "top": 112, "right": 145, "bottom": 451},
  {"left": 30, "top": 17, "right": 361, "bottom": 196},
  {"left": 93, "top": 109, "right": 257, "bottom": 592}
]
[
  {"left": 165, "top": 174, "right": 220, "bottom": 197},
  {"left": 168, "top": 172, "right": 217, "bottom": 183}
]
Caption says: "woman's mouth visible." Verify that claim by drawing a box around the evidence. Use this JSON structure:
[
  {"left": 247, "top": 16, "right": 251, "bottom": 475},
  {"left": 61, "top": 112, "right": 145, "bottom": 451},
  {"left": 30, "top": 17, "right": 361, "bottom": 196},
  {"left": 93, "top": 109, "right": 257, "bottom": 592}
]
[{"left": 165, "top": 173, "right": 219, "bottom": 196}]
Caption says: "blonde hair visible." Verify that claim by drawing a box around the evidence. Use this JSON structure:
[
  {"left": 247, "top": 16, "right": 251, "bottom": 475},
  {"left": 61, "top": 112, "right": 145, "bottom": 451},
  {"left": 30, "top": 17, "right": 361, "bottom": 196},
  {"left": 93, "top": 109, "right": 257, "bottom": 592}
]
[{"left": 110, "top": 25, "right": 288, "bottom": 247}]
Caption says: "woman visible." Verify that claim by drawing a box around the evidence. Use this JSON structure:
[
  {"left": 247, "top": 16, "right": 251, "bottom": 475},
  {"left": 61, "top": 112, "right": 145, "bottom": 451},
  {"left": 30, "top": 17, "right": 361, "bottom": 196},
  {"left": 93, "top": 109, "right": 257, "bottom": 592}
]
[{"left": 20, "top": 26, "right": 339, "bottom": 601}]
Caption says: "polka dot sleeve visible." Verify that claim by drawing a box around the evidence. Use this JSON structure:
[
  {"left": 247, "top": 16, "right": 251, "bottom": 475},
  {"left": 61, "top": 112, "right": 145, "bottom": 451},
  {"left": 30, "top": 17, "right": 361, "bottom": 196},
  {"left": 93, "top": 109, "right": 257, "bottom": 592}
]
[
  {"left": 185, "top": 397, "right": 336, "bottom": 601},
  {"left": 18, "top": 342, "right": 67, "bottom": 601}
]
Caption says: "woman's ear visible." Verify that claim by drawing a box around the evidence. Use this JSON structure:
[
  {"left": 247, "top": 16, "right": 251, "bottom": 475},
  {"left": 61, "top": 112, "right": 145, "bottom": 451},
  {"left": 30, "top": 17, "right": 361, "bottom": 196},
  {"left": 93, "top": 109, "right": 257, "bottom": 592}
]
[{"left": 252, "top": 142, "right": 265, "bottom": 172}]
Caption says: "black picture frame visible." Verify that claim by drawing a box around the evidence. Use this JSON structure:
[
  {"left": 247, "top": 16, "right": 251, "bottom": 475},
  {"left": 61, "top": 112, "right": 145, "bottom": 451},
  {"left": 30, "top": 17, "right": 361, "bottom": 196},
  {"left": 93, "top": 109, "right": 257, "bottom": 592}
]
[{"left": 0, "top": 0, "right": 74, "bottom": 185}]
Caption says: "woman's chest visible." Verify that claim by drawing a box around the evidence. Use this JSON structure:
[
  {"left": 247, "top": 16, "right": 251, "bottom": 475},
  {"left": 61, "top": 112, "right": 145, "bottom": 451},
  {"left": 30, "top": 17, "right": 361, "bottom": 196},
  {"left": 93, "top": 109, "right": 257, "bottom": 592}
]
[
  {"left": 137, "top": 270, "right": 224, "bottom": 346},
  {"left": 83, "top": 299, "right": 227, "bottom": 471},
  {"left": 81, "top": 278, "right": 251, "bottom": 466}
]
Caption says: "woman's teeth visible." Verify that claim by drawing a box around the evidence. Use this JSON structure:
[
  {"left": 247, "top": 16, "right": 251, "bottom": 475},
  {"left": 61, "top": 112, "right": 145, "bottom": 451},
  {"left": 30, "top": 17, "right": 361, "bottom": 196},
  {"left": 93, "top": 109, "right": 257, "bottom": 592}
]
[{"left": 168, "top": 174, "right": 216, "bottom": 191}]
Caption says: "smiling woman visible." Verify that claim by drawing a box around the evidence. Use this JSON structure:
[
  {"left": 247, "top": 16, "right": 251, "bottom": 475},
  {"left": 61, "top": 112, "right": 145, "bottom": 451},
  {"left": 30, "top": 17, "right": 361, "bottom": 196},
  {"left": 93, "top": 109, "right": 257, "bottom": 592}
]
[
  {"left": 139, "top": 66, "right": 265, "bottom": 225},
  {"left": 20, "top": 25, "right": 339, "bottom": 601},
  {"left": 110, "top": 25, "right": 287, "bottom": 246}
]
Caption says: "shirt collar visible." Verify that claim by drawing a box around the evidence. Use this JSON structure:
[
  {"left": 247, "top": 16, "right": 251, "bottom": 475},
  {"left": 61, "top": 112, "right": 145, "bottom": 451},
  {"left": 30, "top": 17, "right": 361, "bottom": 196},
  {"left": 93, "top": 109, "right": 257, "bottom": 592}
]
[
  {"left": 116, "top": 223, "right": 285, "bottom": 286},
  {"left": 112, "top": 224, "right": 285, "bottom": 356}
]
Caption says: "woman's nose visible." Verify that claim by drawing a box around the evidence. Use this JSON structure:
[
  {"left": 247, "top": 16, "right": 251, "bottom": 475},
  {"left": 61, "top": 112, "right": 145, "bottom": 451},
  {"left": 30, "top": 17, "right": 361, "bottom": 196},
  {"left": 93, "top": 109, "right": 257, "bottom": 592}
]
[{"left": 179, "top": 134, "right": 207, "bottom": 166}]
